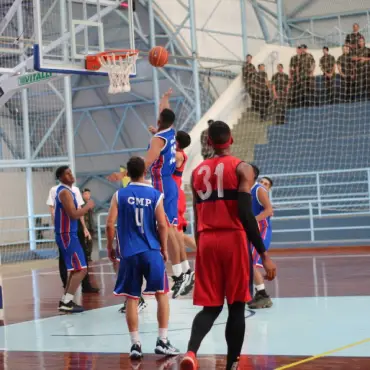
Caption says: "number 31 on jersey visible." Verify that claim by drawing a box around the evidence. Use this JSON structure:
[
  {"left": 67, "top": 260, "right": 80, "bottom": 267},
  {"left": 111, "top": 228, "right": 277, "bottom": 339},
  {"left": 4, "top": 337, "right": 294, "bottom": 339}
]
[{"left": 196, "top": 163, "right": 224, "bottom": 200}]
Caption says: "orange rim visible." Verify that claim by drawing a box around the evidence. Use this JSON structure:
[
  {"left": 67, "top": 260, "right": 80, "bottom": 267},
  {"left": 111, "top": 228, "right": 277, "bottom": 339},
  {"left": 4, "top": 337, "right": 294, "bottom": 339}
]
[{"left": 90, "top": 49, "right": 138, "bottom": 60}]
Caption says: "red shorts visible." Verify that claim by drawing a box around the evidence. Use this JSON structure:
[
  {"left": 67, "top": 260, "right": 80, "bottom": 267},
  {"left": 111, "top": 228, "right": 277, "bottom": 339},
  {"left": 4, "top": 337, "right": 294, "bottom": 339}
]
[
  {"left": 193, "top": 230, "right": 253, "bottom": 306},
  {"left": 177, "top": 188, "right": 188, "bottom": 231}
]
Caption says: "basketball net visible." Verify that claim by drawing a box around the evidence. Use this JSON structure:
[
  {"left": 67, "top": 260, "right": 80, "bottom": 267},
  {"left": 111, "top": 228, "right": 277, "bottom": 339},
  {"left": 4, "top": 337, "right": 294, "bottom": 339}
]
[{"left": 99, "top": 52, "right": 138, "bottom": 94}]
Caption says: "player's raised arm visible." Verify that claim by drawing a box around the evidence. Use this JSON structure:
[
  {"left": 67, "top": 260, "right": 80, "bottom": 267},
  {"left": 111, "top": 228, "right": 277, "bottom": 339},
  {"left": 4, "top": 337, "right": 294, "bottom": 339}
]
[
  {"left": 106, "top": 193, "right": 118, "bottom": 261},
  {"left": 255, "top": 188, "right": 274, "bottom": 222},
  {"left": 59, "top": 190, "right": 94, "bottom": 220},
  {"left": 236, "top": 162, "right": 276, "bottom": 281},
  {"left": 154, "top": 194, "right": 168, "bottom": 262},
  {"left": 159, "top": 88, "right": 173, "bottom": 113}
]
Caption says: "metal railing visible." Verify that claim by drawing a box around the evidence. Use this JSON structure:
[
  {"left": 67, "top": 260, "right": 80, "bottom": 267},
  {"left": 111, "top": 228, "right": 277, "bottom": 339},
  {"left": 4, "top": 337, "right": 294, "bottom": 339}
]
[{"left": 96, "top": 196, "right": 370, "bottom": 250}]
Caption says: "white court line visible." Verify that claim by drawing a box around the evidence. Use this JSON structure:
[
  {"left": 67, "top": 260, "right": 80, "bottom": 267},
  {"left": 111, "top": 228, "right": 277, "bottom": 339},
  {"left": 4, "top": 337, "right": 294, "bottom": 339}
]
[{"left": 1, "top": 254, "right": 370, "bottom": 281}]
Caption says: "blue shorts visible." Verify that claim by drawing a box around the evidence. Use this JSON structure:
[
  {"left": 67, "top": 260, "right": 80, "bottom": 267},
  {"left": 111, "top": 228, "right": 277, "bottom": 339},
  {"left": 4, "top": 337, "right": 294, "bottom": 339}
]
[
  {"left": 153, "top": 176, "right": 178, "bottom": 225},
  {"left": 56, "top": 233, "right": 87, "bottom": 272},
  {"left": 251, "top": 221, "right": 272, "bottom": 268},
  {"left": 114, "top": 250, "right": 169, "bottom": 299}
]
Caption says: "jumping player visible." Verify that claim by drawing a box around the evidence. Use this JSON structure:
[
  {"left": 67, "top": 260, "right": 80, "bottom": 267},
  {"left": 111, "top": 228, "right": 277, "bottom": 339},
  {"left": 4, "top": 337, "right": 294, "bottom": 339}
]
[
  {"left": 106, "top": 156, "right": 180, "bottom": 360},
  {"left": 54, "top": 166, "right": 95, "bottom": 313},
  {"left": 248, "top": 168, "right": 274, "bottom": 309},
  {"left": 109, "top": 89, "right": 190, "bottom": 298},
  {"left": 180, "top": 121, "right": 277, "bottom": 370}
]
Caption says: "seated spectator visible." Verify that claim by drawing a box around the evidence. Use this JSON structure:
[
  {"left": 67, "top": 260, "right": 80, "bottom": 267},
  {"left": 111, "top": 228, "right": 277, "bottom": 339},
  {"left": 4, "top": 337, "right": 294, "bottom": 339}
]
[
  {"left": 319, "top": 46, "right": 336, "bottom": 104},
  {"left": 200, "top": 120, "right": 214, "bottom": 160},
  {"left": 345, "top": 23, "right": 364, "bottom": 54},
  {"left": 297, "top": 44, "right": 315, "bottom": 107},
  {"left": 242, "top": 54, "right": 257, "bottom": 92},
  {"left": 352, "top": 37, "right": 370, "bottom": 99},
  {"left": 288, "top": 46, "right": 302, "bottom": 108},
  {"left": 253, "top": 64, "right": 270, "bottom": 120},
  {"left": 272, "top": 64, "right": 289, "bottom": 125},
  {"left": 337, "top": 45, "right": 355, "bottom": 102}
]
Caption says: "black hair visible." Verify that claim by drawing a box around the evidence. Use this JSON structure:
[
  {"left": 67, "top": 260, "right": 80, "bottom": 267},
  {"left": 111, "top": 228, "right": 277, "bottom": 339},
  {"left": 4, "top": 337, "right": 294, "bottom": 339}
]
[
  {"left": 207, "top": 119, "right": 214, "bottom": 126},
  {"left": 159, "top": 108, "right": 175, "bottom": 129},
  {"left": 127, "top": 156, "right": 145, "bottom": 180},
  {"left": 249, "top": 163, "right": 260, "bottom": 181},
  {"left": 208, "top": 121, "right": 231, "bottom": 145},
  {"left": 55, "top": 165, "right": 69, "bottom": 180},
  {"left": 278, "top": 63, "right": 283, "bottom": 68},
  {"left": 258, "top": 64, "right": 265, "bottom": 68},
  {"left": 247, "top": 54, "right": 252, "bottom": 58},
  {"left": 176, "top": 130, "right": 191, "bottom": 149},
  {"left": 261, "top": 176, "right": 273, "bottom": 187},
  {"left": 323, "top": 46, "right": 329, "bottom": 51},
  {"left": 301, "top": 44, "right": 307, "bottom": 49},
  {"left": 82, "top": 188, "right": 91, "bottom": 193}
]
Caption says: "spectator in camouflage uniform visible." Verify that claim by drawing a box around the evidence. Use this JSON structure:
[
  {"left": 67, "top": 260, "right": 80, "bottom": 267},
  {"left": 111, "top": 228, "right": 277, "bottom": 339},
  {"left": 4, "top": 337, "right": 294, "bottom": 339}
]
[
  {"left": 337, "top": 45, "right": 355, "bottom": 102},
  {"left": 253, "top": 64, "right": 270, "bottom": 120},
  {"left": 242, "top": 54, "right": 257, "bottom": 110},
  {"left": 319, "top": 47, "right": 336, "bottom": 104},
  {"left": 345, "top": 23, "right": 364, "bottom": 55},
  {"left": 352, "top": 37, "right": 370, "bottom": 99},
  {"left": 288, "top": 46, "right": 302, "bottom": 107},
  {"left": 242, "top": 54, "right": 257, "bottom": 91},
  {"left": 271, "top": 64, "right": 289, "bottom": 125},
  {"left": 297, "top": 44, "right": 316, "bottom": 107},
  {"left": 200, "top": 120, "right": 214, "bottom": 160},
  {"left": 82, "top": 188, "right": 94, "bottom": 262}
]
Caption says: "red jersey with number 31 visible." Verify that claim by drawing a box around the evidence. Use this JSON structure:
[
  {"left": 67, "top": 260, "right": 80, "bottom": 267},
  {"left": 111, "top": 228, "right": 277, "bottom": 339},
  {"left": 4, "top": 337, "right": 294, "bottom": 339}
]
[{"left": 192, "top": 155, "right": 244, "bottom": 232}]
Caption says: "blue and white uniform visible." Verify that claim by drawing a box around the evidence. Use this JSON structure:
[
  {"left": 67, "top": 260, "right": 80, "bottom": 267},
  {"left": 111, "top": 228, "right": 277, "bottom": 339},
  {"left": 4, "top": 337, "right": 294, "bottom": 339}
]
[
  {"left": 149, "top": 127, "right": 178, "bottom": 225},
  {"left": 54, "top": 185, "right": 87, "bottom": 272},
  {"left": 250, "top": 183, "right": 272, "bottom": 268},
  {"left": 113, "top": 182, "right": 169, "bottom": 299}
]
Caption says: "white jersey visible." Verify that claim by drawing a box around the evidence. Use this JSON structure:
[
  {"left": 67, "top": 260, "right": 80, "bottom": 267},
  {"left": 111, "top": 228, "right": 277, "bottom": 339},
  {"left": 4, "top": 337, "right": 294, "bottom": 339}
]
[{"left": 46, "top": 185, "right": 84, "bottom": 208}]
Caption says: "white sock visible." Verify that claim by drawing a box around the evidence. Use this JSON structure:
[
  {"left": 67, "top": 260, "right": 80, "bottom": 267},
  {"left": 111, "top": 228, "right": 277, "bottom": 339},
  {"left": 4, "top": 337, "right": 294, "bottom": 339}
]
[
  {"left": 63, "top": 293, "right": 74, "bottom": 304},
  {"left": 130, "top": 331, "right": 140, "bottom": 345},
  {"left": 255, "top": 284, "right": 265, "bottom": 291},
  {"left": 158, "top": 328, "right": 168, "bottom": 343},
  {"left": 172, "top": 263, "right": 182, "bottom": 277},
  {"left": 181, "top": 260, "right": 190, "bottom": 273}
]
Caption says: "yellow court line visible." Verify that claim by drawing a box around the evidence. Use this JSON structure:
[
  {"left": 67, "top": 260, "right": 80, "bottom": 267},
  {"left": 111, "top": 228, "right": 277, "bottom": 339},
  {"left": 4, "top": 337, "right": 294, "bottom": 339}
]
[{"left": 275, "top": 337, "right": 370, "bottom": 369}]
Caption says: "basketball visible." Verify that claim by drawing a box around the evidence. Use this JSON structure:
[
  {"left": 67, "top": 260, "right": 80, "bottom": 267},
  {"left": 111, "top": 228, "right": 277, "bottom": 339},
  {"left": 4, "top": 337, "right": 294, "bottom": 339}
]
[{"left": 148, "top": 46, "right": 169, "bottom": 67}]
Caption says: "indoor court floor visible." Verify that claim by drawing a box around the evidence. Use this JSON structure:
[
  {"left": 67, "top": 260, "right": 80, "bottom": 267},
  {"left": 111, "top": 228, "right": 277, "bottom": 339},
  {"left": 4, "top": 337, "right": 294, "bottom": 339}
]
[{"left": 1, "top": 250, "right": 370, "bottom": 369}]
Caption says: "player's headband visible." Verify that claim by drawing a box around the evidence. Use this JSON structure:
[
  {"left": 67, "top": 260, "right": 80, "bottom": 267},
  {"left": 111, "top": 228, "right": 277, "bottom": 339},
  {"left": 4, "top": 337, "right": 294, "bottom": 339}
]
[{"left": 208, "top": 136, "right": 233, "bottom": 149}]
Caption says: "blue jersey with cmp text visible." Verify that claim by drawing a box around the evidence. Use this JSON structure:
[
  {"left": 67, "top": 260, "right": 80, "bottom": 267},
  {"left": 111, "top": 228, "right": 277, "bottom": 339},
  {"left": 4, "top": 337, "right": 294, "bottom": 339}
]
[{"left": 116, "top": 182, "right": 164, "bottom": 258}]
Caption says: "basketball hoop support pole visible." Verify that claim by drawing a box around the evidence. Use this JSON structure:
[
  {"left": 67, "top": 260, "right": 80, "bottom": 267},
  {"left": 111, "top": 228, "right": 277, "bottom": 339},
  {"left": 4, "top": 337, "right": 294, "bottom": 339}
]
[
  {"left": 240, "top": 0, "right": 249, "bottom": 56},
  {"left": 148, "top": 0, "right": 160, "bottom": 118},
  {"left": 188, "top": 0, "right": 201, "bottom": 122}
]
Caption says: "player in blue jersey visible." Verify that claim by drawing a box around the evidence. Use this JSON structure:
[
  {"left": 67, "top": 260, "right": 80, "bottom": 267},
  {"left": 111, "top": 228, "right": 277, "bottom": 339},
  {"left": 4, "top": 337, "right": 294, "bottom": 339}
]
[
  {"left": 106, "top": 156, "right": 180, "bottom": 360},
  {"left": 54, "top": 166, "right": 95, "bottom": 313},
  {"left": 248, "top": 165, "right": 274, "bottom": 309},
  {"left": 109, "top": 89, "right": 191, "bottom": 299}
]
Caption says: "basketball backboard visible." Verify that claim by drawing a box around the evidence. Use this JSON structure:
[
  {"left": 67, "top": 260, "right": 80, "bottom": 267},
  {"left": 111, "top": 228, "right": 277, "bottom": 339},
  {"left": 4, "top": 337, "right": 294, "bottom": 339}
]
[{"left": 33, "top": 0, "right": 136, "bottom": 76}]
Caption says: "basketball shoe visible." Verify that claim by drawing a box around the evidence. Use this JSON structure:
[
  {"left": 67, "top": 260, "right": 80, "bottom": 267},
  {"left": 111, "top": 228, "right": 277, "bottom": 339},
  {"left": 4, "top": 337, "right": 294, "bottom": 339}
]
[
  {"left": 172, "top": 273, "right": 188, "bottom": 298},
  {"left": 58, "top": 300, "right": 84, "bottom": 313},
  {"left": 154, "top": 338, "right": 180, "bottom": 356},
  {"left": 181, "top": 270, "right": 195, "bottom": 296},
  {"left": 130, "top": 342, "right": 143, "bottom": 360},
  {"left": 180, "top": 351, "right": 198, "bottom": 370},
  {"left": 248, "top": 290, "right": 272, "bottom": 309},
  {"left": 119, "top": 296, "right": 147, "bottom": 313}
]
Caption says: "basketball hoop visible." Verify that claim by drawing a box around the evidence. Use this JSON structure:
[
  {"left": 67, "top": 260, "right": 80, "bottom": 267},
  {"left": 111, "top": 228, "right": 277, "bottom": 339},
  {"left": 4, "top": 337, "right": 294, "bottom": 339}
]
[{"left": 85, "top": 49, "right": 139, "bottom": 94}]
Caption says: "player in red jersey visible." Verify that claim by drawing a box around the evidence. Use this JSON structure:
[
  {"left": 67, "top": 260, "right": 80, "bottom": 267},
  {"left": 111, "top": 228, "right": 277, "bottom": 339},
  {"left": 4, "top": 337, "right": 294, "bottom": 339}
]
[
  {"left": 180, "top": 121, "right": 277, "bottom": 370},
  {"left": 172, "top": 130, "right": 196, "bottom": 293}
]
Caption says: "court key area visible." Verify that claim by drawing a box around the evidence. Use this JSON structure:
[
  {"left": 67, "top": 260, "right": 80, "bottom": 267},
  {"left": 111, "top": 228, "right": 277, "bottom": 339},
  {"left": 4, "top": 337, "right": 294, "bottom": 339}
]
[{"left": 0, "top": 252, "right": 369, "bottom": 369}]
